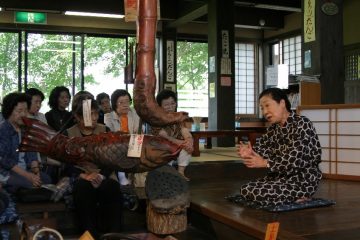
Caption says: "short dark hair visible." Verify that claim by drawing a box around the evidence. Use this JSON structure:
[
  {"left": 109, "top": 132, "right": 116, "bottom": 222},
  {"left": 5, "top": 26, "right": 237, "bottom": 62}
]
[
  {"left": 72, "top": 91, "right": 94, "bottom": 112},
  {"left": 110, "top": 89, "right": 132, "bottom": 110},
  {"left": 48, "top": 86, "right": 71, "bottom": 109},
  {"left": 72, "top": 99, "right": 99, "bottom": 117},
  {"left": 25, "top": 88, "right": 45, "bottom": 101},
  {"left": 259, "top": 87, "right": 291, "bottom": 112},
  {"left": 156, "top": 89, "right": 177, "bottom": 106},
  {"left": 96, "top": 92, "right": 110, "bottom": 105},
  {"left": 2, "top": 92, "right": 31, "bottom": 119}
]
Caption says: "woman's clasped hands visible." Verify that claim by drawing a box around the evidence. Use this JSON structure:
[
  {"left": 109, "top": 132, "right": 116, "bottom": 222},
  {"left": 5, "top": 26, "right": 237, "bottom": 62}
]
[{"left": 237, "top": 142, "right": 268, "bottom": 168}]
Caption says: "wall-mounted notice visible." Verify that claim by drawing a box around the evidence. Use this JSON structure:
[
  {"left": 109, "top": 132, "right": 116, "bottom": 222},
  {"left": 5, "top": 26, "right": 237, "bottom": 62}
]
[
  {"left": 221, "top": 30, "right": 229, "bottom": 58},
  {"left": 266, "top": 64, "right": 288, "bottom": 89},
  {"left": 221, "top": 76, "right": 231, "bottom": 86},
  {"left": 304, "top": 0, "right": 316, "bottom": 43},
  {"left": 209, "top": 82, "right": 215, "bottom": 98},
  {"left": 221, "top": 58, "right": 231, "bottom": 74},
  {"left": 166, "top": 40, "right": 174, "bottom": 82},
  {"left": 209, "top": 56, "right": 215, "bottom": 73}
]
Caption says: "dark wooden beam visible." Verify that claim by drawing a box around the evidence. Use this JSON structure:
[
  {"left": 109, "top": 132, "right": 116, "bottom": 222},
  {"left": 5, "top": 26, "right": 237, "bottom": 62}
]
[
  {"left": 234, "top": 7, "right": 285, "bottom": 29},
  {"left": 0, "top": 0, "right": 124, "bottom": 14},
  {"left": 166, "top": 4, "right": 208, "bottom": 28}
]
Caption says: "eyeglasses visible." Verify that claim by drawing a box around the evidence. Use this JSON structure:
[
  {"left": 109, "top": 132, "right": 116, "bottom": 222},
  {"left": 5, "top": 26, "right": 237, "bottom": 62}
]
[
  {"left": 117, "top": 100, "right": 132, "bottom": 106},
  {"left": 162, "top": 102, "right": 176, "bottom": 108}
]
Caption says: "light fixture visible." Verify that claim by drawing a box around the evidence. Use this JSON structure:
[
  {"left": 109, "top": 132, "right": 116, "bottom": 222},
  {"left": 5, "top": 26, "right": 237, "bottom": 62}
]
[
  {"left": 259, "top": 19, "right": 265, "bottom": 26},
  {"left": 6, "top": 8, "right": 61, "bottom": 14},
  {"left": 235, "top": 24, "right": 277, "bottom": 30},
  {"left": 64, "top": 11, "right": 124, "bottom": 19},
  {"left": 255, "top": 4, "right": 301, "bottom": 12},
  {"left": 0, "top": 7, "right": 2, "bottom": 11},
  {"left": 235, "top": 24, "right": 262, "bottom": 30}
]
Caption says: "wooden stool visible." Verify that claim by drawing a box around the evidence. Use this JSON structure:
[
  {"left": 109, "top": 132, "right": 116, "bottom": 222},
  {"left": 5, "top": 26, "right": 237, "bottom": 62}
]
[{"left": 146, "top": 202, "right": 187, "bottom": 235}]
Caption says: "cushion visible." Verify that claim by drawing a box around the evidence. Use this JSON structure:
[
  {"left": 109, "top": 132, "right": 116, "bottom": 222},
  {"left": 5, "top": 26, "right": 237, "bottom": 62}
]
[{"left": 225, "top": 194, "right": 336, "bottom": 212}]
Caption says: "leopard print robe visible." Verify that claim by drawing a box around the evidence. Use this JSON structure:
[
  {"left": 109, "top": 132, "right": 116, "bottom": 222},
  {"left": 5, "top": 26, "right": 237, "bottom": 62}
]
[{"left": 240, "top": 111, "right": 322, "bottom": 207}]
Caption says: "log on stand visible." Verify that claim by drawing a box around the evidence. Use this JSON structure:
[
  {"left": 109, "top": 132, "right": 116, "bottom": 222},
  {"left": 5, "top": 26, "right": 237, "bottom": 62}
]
[
  {"left": 145, "top": 165, "right": 190, "bottom": 235},
  {"left": 146, "top": 202, "right": 187, "bottom": 235}
]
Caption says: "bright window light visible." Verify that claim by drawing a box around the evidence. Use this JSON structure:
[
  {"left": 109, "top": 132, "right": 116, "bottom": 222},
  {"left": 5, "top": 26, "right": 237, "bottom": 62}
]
[{"left": 64, "top": 11, "right": 124, "bottom": 19}]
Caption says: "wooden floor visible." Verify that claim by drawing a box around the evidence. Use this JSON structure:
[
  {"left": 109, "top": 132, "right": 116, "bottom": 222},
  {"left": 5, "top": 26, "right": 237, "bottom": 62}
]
[
  {"left": 189, "top": 175, "right": 360, "bottom": 240},
  {"left": 6, "top": 153, "right": 360, "bottom": 240}
]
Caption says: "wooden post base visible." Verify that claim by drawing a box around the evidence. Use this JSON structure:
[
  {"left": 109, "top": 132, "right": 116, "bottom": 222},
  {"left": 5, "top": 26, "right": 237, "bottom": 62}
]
[{"left": 146, "top": 203, "right": 187, "bottom": 235}]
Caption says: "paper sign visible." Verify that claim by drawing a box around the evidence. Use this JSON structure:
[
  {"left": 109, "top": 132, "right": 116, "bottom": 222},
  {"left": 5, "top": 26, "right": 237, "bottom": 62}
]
[
  {"left": 221, "top": 76, "right": 231, "bottom": 86},
  {"left": 209, "top": 82, "right": 215, "bottom": 98},
  {"left": 221, "top": 30, "right": 229, "bottom": 58},
  {"left": 358, "top": 56, "right": 360, "bottom": 79},
  {"left": 221, "top": 57, "right": 232, "bottom": 74},
  {"left": 124, "top": 0, "right": 137, "bottom": 22},
  {"left": 304, "top": 0, "right": 316, "bottom": 43},
  {"left": 266, "top": 66, "right": 278, "bottom": 86},
  {"left": 304, "top": 50, "right": 311, "bottom": 69},
  {"left": 82, "top": 99, "right": 92, "bottom": 127},
  {"left": 166, "top": 40, "right": 174, "bottom": 82},
  {"left": 209, "top": 56, "right": 215, "bottom": 73},
  {"left": 264, "top": 222, "right": 280, "bottom": 240},
  {"left": 127, "top": 134, "right": 144, "bottom": 158}
]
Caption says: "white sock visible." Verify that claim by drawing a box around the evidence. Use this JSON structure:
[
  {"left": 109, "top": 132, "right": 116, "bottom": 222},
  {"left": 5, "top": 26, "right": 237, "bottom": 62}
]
[{"left": 118, "top": 172, "right": 130, "bottom": 185}]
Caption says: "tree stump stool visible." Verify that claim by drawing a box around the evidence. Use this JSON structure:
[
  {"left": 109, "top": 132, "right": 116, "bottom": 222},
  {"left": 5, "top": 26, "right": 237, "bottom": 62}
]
[
  {"left": 146, "top": 202, "right": 187, "bottom": 234},
  {"left": 145, "top": 165, "right": 190, "bottom": 235}
]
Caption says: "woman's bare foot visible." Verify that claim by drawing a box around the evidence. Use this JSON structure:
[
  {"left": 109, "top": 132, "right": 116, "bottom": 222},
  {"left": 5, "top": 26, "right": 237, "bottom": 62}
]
[
  {"left": 296, "top": 197, "right": 311, "bottom": 203},
  {"left": 178, "top": 166, "right": 190, "bottom": 181},
  {"left": 179, "top": 173, "right": 190, "bottom": 181}
]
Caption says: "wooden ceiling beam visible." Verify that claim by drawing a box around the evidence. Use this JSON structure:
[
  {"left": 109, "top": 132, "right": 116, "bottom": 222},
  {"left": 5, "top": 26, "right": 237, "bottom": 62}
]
[{"left": 166, "top": 4, "right": 208, "bottom": 28}]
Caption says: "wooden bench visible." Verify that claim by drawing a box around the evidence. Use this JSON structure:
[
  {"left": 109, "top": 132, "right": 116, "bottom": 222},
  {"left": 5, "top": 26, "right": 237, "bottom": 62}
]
[
  {"left": 190, "top": 127, "right": 266, "bottom": 157},
  {"left": 17, "top": 201, "right": 67, "bottom": 219}
]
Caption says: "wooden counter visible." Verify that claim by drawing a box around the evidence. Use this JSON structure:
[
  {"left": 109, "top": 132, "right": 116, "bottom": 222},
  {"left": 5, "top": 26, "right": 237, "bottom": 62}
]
[{"left": 190, "top": 127, "right": 266, "bottom": 157}]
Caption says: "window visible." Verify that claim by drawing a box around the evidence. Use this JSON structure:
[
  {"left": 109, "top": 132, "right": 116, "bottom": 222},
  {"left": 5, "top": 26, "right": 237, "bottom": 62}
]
[
  {"left": 345, "top": 53, "right": 360, "bottom": 81},
  {"left": 283, "top": 36, "right": 301, "bottom": 74},
  {"left": 0, "top": 32, "right": 20, "bottom": 100},
  {"left": 271, "top": 35, "right": 302, "bottom": 75},
  {"left": 0, "top": 30, "right": 137, "bottom": 112},
  {"left": 235, "top": 43, "right": 256, "bottom": 115},
  {"left": 27, "top": 33, "right": 82, "bottom": 105},
  {"left": 84, "top": 36, "right": 127, "bottom": 97},
  {"left": 176, "top": 41, "right": 208, "bottom": 117}
]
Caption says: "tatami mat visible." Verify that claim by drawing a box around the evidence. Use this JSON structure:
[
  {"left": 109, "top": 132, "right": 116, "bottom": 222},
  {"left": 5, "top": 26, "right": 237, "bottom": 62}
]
[{"left": 191, "top": 144, "right": 240, "bottom": 162}]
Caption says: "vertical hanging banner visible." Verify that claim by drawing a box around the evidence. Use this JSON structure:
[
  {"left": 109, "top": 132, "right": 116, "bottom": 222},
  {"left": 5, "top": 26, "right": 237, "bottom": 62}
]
[
  {"left": 221, "top": 30, "right": 231, "bottom": 75},
  {"left": 166, "top": 40, "right": 174, "bottom": 82},
  {"left": 221, "top": 30, "right": 229, "bottom": 58},
  {"left": 358, "top": 56, "right": 360, "bottom": 79},
  {"left": 124, "top": 0, "right": 137, "bottom": 22},
  {"left": 304, "top": 0, "right": 316, "bottom": 43}
]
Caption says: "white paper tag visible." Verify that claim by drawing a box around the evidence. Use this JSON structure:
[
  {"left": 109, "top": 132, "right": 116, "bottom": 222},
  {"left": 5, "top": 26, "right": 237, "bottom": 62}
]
[
  {"left": 127, "top": 134, "right": 144, "bottom": 158},
  {"left": 83, "top": 99, "right": 92, "bottom": 127}
]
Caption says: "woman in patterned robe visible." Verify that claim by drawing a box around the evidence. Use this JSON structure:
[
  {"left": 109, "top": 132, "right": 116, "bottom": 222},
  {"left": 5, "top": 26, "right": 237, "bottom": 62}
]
[{"left": 237, "top": 88, "right": 322, "bottom": 207}]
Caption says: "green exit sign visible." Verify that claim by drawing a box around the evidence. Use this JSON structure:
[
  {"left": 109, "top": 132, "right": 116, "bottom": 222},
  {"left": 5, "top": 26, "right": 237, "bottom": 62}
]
[{"left": 15, "top": 12, "right": 47, "bottom": 24}]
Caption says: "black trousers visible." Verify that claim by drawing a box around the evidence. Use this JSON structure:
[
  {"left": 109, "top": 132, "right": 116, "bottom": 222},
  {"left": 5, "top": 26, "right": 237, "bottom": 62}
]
[{"left": 72, "top": 177, "right": 123, "bottom": 238}]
